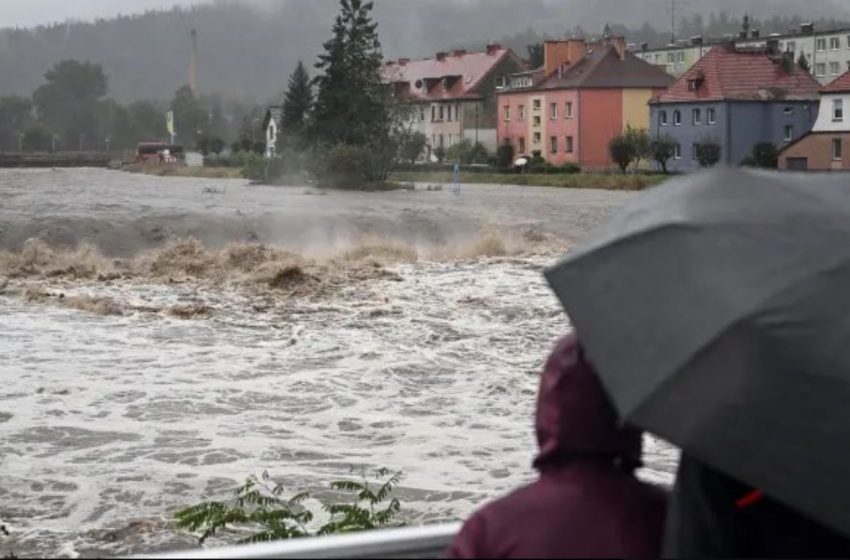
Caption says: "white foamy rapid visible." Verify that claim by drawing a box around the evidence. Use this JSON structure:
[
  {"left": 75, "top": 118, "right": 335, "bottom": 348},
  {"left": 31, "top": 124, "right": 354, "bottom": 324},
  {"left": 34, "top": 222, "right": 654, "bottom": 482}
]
[{"left": 0, "top": 169, "right": 677, "bottom": 557}]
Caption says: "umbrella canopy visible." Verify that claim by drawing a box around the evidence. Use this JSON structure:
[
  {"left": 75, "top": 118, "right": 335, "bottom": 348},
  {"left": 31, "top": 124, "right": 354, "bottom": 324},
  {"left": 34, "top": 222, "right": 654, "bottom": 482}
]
[{"left": 545, "top": 169, "right": 850, "bottom": 536}]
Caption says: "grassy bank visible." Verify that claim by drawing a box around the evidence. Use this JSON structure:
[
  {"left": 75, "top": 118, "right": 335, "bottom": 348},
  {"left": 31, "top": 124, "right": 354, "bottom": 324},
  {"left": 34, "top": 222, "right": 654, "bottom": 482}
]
[
  {"left": 390, "top": 171, "right": 668, "bottom": 191},
  {"left": 122, "top": 163, "right": 244, "bottom": 179}
]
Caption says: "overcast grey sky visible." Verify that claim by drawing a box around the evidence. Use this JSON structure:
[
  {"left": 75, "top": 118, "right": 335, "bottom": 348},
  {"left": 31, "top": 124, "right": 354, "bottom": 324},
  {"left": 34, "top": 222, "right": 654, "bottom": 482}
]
[{"left": 1, "top": 0, "right": 201, "bottom": 27}]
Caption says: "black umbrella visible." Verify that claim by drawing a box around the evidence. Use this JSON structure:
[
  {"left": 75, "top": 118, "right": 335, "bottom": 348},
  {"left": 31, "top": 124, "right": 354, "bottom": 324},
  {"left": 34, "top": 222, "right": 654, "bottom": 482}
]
[{"left": 545, "top": 168, "right": 850, "bottom": 536}]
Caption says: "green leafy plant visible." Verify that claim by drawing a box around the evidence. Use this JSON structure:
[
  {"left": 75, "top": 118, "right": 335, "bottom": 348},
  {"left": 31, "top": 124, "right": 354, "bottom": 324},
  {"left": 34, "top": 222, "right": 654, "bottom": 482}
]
[{"left": 176, "top": 468, "right": 403, "bottom": 545}]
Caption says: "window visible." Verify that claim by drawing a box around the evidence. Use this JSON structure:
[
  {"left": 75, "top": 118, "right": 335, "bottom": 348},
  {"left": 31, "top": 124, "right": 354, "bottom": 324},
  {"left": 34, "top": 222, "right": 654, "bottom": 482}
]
[
  {"left": 692, "top": 143, "right": 699, "bottom": 161},
  {"left": 533, "top": 99, "right": 541, "bottom": 110},
  {"left": 550, "top": 136, "right": 558, "bottom": 154},
  {"left": 438, "top": 105, "right": 444, "bottom": 120},
  {"left": 787, "top": 41, "right": 796, "bottom": 53},
  {"left": 673, "top": 110, "right": 682, "bottom": 126},
  {"left": 784, "top": 125, "right": 794, "bottom": 142},
  {"left": 565, "top": 102, "right": 573, "bottom": 118},
  {"left": 503, "top": 105, "right": 510, "bottom": 121},
  {"left": 420, "top": 108, "right": 426, "bottom": 122},
  {"left": 533, "top": 132, "right": 541, "bottom": 144},
  {"left": 834, "top": 138, "right": 843, "bottom": 160},
  {"left": 831, "top": 37, "right": 841, "bottom": 50},
  {"left": 550, "top": 103, "right": 558, "bottom": 120},
  {"left": 659, "top": 110, "right": 668, "bottom": 126},
  {"left": 692, "top": 108, "right": 702, "bottom": 125},
  {"left": 677, "top": 51, "right": 685, "bottom": 63},
  {"left": 438, "top": 134, "right": 444, "bottom": 148},
  {"left": 707, "top": 107, "right": 716, "bottom": 124},
  {"left": 446, "top": 104, "right": 452, "bottom": 122},
  {"left": 831, "top": 62, "right": 841, "bottom": 76},
  {"left": 432, "top": 106, "right": 436, "bottom": 122},
  {"left": 816, "top": 63, "right": 827, "bottom": 77},
  {"left": 533, "top": 115, "right": 542, "bottom": 126},
  {"left": 834, "top": 99, "right": 844, "bottom": 121},
  {"left": 817, "top": 38, "right": 827, "bottom": 52},
  {"left": 519, "top": 105, "right": 526, "bottom": 120},
  {"left": 518, "top": 137, "right": 526, "bottom": 154},
  {"left": 784, "top": 106, "right": 794, "bottom": 115},
  {"left": 847, "top": 36, "right": 850, "bottom": 48},
  {"left": 667, "top": 53, "right": 676, "bottom": 63},
  {"left": 674, "top": 143, "right": 682, "bottom": 159},
  {"left": 566, "top": 136, "right": 574, "bottom": 153},
  {"left": 495, "top": 76, "right": 507, "bottom": 89},
  {"left": 847, "top": 61, "right": 850, "bottom": 71}
]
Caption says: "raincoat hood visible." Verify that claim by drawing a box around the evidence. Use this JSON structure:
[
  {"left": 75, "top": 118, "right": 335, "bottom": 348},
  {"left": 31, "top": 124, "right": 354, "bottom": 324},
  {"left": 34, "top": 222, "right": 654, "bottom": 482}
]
[{"left": 533, "top": 333, "right": 643, "bottom": 471}]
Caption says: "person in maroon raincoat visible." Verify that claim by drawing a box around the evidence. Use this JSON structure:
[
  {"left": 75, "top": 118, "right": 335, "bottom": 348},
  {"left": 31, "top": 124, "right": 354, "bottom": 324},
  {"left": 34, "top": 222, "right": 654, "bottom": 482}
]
[{"left": 446, "top": 333, "right": 667, "bottom": 559}]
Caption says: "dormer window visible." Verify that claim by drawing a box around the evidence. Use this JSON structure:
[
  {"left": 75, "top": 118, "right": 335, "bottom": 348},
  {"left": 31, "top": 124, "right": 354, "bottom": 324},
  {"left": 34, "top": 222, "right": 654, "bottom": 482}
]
[
  {"left": 495, "top": 76, "right": 507, "bottom": 89},
  {"left": 687, "top": 73, "right": 705, "bottom": 91}
]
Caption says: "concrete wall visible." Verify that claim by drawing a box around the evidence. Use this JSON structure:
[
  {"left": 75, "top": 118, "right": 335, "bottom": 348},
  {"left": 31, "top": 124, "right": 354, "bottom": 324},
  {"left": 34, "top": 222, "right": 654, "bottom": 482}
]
[{"left": 780, "top": 131, "right": 850, "bottom": 170}]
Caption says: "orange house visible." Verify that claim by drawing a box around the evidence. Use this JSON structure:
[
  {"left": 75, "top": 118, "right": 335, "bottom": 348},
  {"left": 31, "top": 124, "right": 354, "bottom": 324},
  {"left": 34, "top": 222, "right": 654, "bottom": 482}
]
[{"left": 497, "top": 38, "right": 674, "bottom": 169}]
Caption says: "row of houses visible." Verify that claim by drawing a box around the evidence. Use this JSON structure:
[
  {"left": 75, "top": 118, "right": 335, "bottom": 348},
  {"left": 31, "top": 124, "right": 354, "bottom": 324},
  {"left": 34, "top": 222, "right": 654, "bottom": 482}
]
[
  {"left": 262, "top": 23, "right": 850, "bottom": 173},
  {"left": 635, "top": 20, "right": 850, "bottom": 86}
]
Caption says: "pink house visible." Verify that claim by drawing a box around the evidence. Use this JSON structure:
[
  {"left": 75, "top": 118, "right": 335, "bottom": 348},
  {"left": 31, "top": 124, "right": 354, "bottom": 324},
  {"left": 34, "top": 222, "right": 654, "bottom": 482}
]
[{"left": 497, "top": 37, "right": 674, "bottom": 169}]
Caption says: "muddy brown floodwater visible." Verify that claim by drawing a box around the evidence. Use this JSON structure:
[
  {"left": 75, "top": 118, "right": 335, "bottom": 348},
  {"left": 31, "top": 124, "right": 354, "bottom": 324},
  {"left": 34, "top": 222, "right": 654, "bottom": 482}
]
[{"left": 0, "top": 169, "right": 678, "bottom": 557}]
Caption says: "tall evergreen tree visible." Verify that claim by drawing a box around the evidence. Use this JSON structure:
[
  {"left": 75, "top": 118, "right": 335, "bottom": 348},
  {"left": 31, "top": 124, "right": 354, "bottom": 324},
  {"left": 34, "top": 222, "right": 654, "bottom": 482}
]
[
  {"left": 312, "top": 0, "right": 385, "bottom": 146},
  {"left": 280, "top": 61, "right": 313, "bottom": 149}
]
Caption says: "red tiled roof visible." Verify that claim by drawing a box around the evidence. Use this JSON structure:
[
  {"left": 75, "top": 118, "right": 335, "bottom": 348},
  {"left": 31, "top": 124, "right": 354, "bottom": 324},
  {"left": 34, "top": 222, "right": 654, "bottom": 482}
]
[
  {"left": 654, "top": 45, "right": 821, "bottom": 103},
  {"left": 382, "top": 47, "right": 518, "bottom": 101},
  {"left": 537, "top": 46, "right": 674, "bottom": 90},
  {"left": 823, "top": 71, "right": 850, "bottom": 94}
]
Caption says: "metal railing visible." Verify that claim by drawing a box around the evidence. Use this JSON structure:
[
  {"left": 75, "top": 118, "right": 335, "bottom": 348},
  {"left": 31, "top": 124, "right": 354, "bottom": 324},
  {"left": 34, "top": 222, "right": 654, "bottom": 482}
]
[{"left": 135, "top": 523, "right": 461, "bottom": 559}]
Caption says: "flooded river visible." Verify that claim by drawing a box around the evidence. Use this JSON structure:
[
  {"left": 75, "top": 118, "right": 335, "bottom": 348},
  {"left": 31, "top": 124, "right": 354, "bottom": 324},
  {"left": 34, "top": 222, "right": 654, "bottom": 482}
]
[{"left": 0, "top": 169, "right": 677, "bottom": 557}]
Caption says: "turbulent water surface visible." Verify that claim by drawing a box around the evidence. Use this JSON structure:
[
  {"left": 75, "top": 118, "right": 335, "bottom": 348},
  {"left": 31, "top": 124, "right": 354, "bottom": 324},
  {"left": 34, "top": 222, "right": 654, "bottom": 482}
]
[{"left": 0, "top": 169, "right": 677, "bottom": 557}]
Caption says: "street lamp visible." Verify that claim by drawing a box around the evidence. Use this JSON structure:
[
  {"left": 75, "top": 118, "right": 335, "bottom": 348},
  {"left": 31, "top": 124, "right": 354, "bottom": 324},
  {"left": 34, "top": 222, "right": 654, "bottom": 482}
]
[{"left": 105, "top": 136, "right": 111, "bottom": 153}]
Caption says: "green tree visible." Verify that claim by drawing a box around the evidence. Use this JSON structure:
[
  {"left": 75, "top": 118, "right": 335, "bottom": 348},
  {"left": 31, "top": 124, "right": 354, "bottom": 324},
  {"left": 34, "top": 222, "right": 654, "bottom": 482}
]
[
  {"left": 127, "top": 101, "right": 168, "bottom": 143},
  {"left": 397, "top": 130, "right": 427, "bottom": 164},
  {"left": 527, "top": 43, "right": 544, "bottom": 68},
  {"left": 752, "top": 142, "right": 779, "bottom": 168},
  {"left": 312, "top": 0, "right": 385, "bottom": 147},
  {"left": 496, "top": 141, "right": 515, "bottom": 169},
  {"left": 650, "top": 134, "right": 677, "bottom": 174},
  {"left": 624, "top": 126, "right": 651, "bottom": 170},
  {"left": 33, "top": 60, "right": 108, "bottom": 150},
  {"left": 797, "top": 51, "right": 811, "bottom": 72},
  {"left": 0, "top": 96, "right": 33, "bottom": 151},
  {"left": 170, "top": 85, "right": 205, "bottom": 148},
  {"left": 280, "top": 61, "right": 313, "bottom": 149},
  {"left": 696, "top": 137, "right": 722, "bottom": 167},
  {"left": 609, "top": 134, "right": 637, "bottom": 173}
]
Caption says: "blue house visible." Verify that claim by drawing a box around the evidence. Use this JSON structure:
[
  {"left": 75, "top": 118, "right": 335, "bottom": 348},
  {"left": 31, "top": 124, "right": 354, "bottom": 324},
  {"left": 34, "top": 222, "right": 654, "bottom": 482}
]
[{"left": 650, "top": 44, "right": 821, "bottom": 171}]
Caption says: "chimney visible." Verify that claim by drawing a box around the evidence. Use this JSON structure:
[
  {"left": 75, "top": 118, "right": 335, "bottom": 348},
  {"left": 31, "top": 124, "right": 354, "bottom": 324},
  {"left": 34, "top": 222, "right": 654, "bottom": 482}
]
[
  {"left": 189, "top": 29, "right": 199, "bottom": 98},
  {"left": 691, "top": 35, "right": 704, "bottom": 46},
  {"left": 751, "top": 29, "right": 760, "bottom": 39},
  {"left": 641, "top": 42, "right": 649, "bottom": 52},
  {"left": 801, "top": 22, "right": 815, "bottom": 35},
  {"left": 544, "top": 39, "right": 587, "bottom": 77},
  {"left": 452, "top": 49, "right": 467, "bottom": 57},
  {"left": 436, "top": 51, "right": 448, "bottom": 61},
  {"left": 398, "top": 58, "right": 410, "bottom": 66},
  {"left": 486, "top": 43, "right": 502, "bottom": 55},
  {"left": 608, "top": 36, "right": 627, "bottom": 60},
  {"left": 766, "top": 38, "right": 780, "bottom": 55}
]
